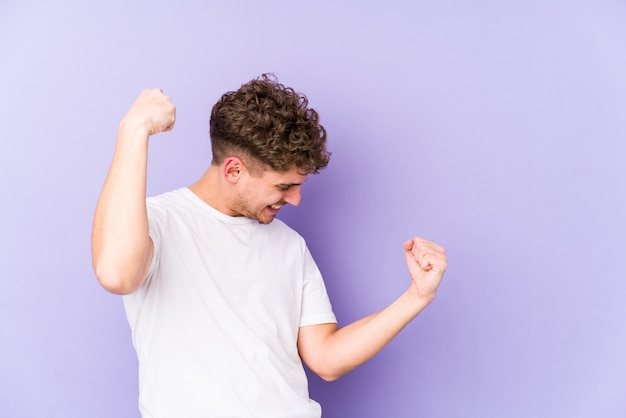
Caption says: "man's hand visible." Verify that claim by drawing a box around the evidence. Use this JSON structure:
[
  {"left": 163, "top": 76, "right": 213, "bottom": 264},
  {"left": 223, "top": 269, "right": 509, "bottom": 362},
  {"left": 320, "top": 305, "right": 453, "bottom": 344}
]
[
  {"left": 404, "top": 237, "right": 447, "bottom": 301},
  {"left": 120, "top": 88, "right": 177, "bottom": 137}
]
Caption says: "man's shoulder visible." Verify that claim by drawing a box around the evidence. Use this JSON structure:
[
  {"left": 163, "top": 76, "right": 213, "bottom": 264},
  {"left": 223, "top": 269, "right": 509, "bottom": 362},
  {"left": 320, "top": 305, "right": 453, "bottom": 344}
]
[
  {"left": 267, "top": 217, "right": 306, "bottom": 245},
  {"left": 147, "top": 188, "right": 187, "bottom": 204},
  {"left": 147, "top": 188, "right": 202, "bottom": 213},
  {"left": 145, "top": 188, "right": 201, "bottom": 226}
]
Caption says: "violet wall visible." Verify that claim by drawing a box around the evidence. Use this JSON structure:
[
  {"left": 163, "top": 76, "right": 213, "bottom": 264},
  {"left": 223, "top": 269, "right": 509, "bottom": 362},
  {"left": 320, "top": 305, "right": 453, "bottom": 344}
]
[{"left": 1, "top": 1, "right": 625, "bottom": 417}]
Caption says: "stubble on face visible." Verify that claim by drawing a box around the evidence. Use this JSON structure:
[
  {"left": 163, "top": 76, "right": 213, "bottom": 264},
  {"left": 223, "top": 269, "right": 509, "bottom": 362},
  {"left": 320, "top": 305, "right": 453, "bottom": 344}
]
[
  {"left": 230, "top": 166, "right": 307, "bottom": 224},
  {"left": 232, "top": 189, "right": 284, "bottom": 225}
]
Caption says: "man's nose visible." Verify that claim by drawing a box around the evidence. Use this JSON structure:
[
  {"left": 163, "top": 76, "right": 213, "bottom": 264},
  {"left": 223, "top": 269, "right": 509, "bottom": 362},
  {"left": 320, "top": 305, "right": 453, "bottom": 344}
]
[{"left": 284, "top": 186, "right": 302, "bottom": 206}]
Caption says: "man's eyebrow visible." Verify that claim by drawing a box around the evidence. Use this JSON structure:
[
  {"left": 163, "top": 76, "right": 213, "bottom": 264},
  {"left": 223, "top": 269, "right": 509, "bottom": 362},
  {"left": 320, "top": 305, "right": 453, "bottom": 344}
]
[
  {"left": 276, "top": 177, "right": 307, "bottom": 187},
  {"left": 276, "top": 182, "right": 302, "bottom": 188},
  {"left": 278, "top": 176, "right": 311, "bottom": 187}
]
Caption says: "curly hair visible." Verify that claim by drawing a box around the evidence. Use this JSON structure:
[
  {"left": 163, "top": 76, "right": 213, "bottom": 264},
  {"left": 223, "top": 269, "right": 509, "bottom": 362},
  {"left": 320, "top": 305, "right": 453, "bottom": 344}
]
[{"left": 209, "top": 74, "right": 330, "bottom": 174}]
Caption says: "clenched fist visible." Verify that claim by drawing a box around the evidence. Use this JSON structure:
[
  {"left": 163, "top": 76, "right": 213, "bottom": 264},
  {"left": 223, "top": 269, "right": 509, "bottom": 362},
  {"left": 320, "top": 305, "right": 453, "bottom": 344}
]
[
  {"left": 404, "top": 237, "right": 447, "bottom": 301},
  {"left": 120, "top": 88, "right": 177, "bottom": 137}
]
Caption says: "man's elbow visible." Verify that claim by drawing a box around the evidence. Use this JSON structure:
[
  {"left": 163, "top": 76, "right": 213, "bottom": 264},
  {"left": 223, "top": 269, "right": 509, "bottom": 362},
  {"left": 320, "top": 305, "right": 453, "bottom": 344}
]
[
  {"left": 307, "top": 363, "right": 347, "bottom": 382},
  {"left": 317, "top": 371, "right": 342, "bottom": 382},
  {"left": 93, "top": 261, "right": 142, "bottom": 295}
]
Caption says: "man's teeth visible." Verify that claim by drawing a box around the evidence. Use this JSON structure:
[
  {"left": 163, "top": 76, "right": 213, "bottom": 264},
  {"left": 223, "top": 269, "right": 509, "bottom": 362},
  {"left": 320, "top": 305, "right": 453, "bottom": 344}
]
[{"left": 270, "top": 204, "right": 281, "bottom": 209}]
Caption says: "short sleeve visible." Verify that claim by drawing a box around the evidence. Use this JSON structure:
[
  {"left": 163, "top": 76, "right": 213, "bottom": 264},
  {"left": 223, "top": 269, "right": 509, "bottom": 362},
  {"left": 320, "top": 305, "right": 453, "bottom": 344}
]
[
  {"left": 300, "top": 246, "right": 337, "bottom": 327},
  {"left": 144, "top": 197, "right": 167, "bottom": 285}
]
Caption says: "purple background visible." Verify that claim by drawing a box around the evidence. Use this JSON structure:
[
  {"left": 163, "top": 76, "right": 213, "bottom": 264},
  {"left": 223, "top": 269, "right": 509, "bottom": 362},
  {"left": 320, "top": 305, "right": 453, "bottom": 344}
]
[{"left": 2, "top": 1, "right": 625, "bottom": 417}]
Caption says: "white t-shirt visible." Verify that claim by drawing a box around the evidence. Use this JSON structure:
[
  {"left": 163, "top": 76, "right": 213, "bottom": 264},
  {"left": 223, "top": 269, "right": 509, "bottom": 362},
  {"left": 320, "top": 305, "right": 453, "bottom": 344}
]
[{"left": 123, "top": 188, "right": 337, "bottom": 418}]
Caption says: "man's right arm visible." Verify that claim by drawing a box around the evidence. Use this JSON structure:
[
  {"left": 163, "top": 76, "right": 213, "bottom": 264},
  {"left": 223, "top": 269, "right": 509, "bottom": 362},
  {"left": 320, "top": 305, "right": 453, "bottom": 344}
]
[{"left": 91, "top": 89, "right": 176, "bottom": 295}]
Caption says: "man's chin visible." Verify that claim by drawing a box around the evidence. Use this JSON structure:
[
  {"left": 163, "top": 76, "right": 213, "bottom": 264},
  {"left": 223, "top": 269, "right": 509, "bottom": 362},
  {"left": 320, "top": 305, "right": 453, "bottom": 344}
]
[
  {"left": 257, "top": 216, "right": 276, "bottom": 225},
  {"left": 256, "top": 206, "right": 281, "bottom": 224},
  {"left": 250, "top": 212, "right": 276, "bottom": 225}
]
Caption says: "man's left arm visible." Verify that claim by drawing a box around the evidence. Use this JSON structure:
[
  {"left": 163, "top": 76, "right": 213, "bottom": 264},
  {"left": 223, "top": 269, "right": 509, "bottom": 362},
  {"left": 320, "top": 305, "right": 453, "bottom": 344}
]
[{"left": 297, "top": 236, "right": 446, "bottom": 382}]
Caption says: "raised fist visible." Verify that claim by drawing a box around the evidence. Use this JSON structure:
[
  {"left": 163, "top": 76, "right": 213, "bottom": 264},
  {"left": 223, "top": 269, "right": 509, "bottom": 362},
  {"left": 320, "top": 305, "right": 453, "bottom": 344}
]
[{"left": 121, "top": 88, "right": 176, "bottom": 137}]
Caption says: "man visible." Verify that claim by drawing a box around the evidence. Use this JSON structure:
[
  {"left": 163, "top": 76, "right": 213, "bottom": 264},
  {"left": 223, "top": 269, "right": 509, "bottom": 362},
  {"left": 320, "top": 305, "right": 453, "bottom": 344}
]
[{"left": 92, "top": 74, "right": 446, "bottom": 417}]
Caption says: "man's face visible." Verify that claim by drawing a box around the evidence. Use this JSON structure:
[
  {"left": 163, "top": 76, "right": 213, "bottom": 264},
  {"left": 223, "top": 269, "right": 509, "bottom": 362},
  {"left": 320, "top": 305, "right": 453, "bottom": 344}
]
[{"left": 233, "top": 166, "right": 308, "bottom": 224}]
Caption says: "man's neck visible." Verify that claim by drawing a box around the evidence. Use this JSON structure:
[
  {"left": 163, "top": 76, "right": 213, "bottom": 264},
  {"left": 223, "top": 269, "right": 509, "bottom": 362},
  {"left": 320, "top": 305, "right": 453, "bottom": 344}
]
[{"left": 188, "top": 165, "right": 238, "bottom": 216}]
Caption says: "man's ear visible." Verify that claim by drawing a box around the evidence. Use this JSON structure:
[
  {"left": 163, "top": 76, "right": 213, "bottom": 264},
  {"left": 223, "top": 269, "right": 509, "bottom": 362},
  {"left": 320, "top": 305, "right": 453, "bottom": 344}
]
[{"left": 223, "top": 157, "right": 244, "bottom": 183}]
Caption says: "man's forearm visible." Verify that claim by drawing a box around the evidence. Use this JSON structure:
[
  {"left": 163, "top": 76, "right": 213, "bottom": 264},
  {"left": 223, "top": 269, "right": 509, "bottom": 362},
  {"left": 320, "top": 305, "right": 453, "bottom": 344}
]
[{"left": 299, "top": 287, "right": 434, "bottom": 381}]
